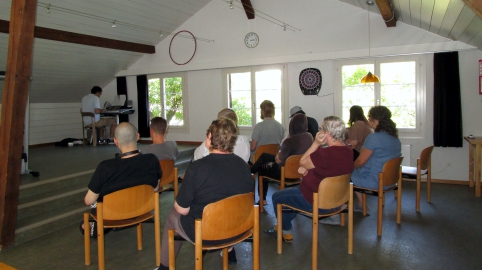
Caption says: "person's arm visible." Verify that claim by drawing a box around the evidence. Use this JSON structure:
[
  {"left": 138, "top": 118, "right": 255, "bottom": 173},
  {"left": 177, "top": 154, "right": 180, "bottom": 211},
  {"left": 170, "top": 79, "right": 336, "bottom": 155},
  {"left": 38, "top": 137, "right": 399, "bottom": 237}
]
[
  {"left": 84, "top": 189, "right": 99, "bottom": 206},
  {"left": 275, "top": 153, "right": 282, "bottom": 164},
  {"left": 350, "top": 140, "right": 359, "bottom": 149},
  {"left": 299, "top": 131, "right": 326, "bottom": 170},
  {"left": 174, "top": 200, "right": 190, "bottom": 215},
  {"left": 250, "top": 139, "right": 258, "bottom": 152},
  {"left": 354, "top": 148, "right": 373, "bottom": 168}
]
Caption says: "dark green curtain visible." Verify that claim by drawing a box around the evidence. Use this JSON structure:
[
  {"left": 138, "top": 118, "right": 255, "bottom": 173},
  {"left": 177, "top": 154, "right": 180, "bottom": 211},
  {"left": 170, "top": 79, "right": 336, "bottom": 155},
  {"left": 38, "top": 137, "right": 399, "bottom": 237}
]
[
  {"left": 116, "top": 77, "right": 128, "bottom": 123},
  {"left": 137, "top": 75, "right": 150, "bottom": 137},
  {"left": 433, "top": 51, "right": 462, "bottom": 147}
]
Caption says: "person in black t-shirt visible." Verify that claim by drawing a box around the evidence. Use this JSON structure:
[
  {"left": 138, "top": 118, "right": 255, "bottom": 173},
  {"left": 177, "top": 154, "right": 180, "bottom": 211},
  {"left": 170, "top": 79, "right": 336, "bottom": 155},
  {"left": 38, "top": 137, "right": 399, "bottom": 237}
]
[
  {"left": 80, "top": 122, "right": 162, "bottom": 237},
  {"left": 156, "top": 118, "right": 253, "bottom": 270}
]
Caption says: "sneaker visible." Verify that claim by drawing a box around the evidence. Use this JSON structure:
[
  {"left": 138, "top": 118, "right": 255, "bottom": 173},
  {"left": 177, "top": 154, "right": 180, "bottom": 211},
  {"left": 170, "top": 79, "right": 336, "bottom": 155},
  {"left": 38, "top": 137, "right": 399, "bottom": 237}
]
[
  {"left": 264, "top": 227, "right": 293, "bottom": 242},
  {"left": 354, "top": 203, "right": 370, "bottom": 215},
  {"left": 319, "top": 215, "right": 341, "bottom": 226},
  {"left": 97, "top": 139, "right": 106, "bottom": 145},
  {"left": 107, "top": 138, "right": 115, "bottom": 145},
  {"left": 219, "top": 247, "right": 237, "bottom": 265}
]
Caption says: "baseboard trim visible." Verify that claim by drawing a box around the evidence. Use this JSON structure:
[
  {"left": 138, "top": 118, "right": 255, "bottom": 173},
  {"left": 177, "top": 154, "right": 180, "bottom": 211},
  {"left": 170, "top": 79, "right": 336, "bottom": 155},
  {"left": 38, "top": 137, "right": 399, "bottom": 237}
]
[{"left": 402, "top": 177, "right": 468, "bottom": 185}]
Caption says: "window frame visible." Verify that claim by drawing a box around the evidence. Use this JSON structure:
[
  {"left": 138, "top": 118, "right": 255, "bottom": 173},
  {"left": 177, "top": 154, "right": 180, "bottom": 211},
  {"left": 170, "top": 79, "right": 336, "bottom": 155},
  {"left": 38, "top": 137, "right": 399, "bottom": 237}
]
[
  {"left": 222, "top": 65, "right": 286, "bottom": 131},
  {"left": 334, "top": 55, "right": 426, "bottom": 139},
  {"left": 146, "top": 72, "right": 189, "bottom": 132}
]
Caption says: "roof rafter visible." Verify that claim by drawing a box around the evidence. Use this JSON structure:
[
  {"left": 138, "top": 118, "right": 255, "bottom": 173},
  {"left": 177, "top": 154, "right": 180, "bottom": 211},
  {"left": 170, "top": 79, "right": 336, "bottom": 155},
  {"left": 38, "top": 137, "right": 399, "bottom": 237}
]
[
  {"left": 375, "top": 0, "right": 396, "bottom": 27},
  {"left": 240, "top": 0, "right": 255, "bottom": 19}
]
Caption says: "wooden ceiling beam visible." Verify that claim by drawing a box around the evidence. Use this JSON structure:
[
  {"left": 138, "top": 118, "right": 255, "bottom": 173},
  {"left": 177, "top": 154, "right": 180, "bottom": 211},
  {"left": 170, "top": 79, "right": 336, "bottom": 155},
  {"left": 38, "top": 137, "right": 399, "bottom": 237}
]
[
  {"left": 375, "top": 0, "right": 397, "bottom": 27},
  {"left": 0, "top": 19, "right": 155, "bottom": 54},
  {"left": 240, "top": 0, "right": 255, "bottom": 19},
  {"left": 462, "top": 0, "right": 482, "bottom": 19}
]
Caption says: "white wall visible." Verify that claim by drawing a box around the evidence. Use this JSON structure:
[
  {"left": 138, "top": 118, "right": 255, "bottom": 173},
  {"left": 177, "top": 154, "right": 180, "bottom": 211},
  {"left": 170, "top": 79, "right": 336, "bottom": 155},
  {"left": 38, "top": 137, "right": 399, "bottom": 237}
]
[
  {"left": 29, "top": 103, "right": 82, "bottom": 145},
  {"left": 38, "top": 0, "right": 481, "bottom": 182}
]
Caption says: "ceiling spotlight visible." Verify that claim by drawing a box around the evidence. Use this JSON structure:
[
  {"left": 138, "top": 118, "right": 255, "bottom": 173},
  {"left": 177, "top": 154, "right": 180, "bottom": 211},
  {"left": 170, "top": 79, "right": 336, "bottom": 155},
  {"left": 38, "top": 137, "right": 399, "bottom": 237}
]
[
  {"left": 112, "top": 20, "right": 116, "bottom": 28},
  {"left": 366, "top": 0, "right": 375, "bottom": 5},
  {"left": 229, "top": 0, "right": 234, "bottom": 9},
  {"left": 46, "top": 3, "right": 51, "bottom": 14}
]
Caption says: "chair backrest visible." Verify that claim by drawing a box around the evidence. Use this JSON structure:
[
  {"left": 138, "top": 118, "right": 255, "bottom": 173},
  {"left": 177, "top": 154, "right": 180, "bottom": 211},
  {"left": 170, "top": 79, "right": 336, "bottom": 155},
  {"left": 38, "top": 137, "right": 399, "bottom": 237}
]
[
  {"left": 81, "top": 112, "right": 95, "bottom": 126},
  {"left": 283, "top": 155, "right": 303, "bottom": 179},
  {"left": 419, "top": 145, "right": 434, "bottom": 170},
  {"left": 253, "top": 144, "right": 280, "bottom": 163},
  {"left": 317, "top": 173, "right": 351, "bottom": 209},
  {"left": 101, "top": 185, "right": 155, "bottom": 220},
  {"left": 380, "top": 156, "right": 404, "bottom": 187},
  {"left": 159, "top": 159, "right": 175, "bottom": 186},
  {"left": 200, "top": 193, "right": 254, "bottom": 241}
]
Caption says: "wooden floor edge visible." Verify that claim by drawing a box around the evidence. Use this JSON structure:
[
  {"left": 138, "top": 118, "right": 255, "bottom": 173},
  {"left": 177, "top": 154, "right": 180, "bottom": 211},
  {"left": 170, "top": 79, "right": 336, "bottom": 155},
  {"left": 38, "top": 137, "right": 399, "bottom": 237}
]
[{"left": 402, "top": 178, "right": 468, "bottom": 185}]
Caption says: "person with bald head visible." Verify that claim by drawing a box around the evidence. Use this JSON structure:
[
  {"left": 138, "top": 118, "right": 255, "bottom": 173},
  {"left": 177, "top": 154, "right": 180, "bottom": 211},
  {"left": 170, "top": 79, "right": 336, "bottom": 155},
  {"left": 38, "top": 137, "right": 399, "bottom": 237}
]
[{"left": 80, "top": 122, "right": 162, "bottom": 238}]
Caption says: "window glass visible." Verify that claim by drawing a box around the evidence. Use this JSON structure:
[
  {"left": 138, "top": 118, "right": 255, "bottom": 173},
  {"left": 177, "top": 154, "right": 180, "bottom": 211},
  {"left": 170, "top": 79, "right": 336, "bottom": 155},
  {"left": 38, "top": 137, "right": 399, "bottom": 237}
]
[{"left": 148, "top": 75, "right": 184, "bottom": 126}]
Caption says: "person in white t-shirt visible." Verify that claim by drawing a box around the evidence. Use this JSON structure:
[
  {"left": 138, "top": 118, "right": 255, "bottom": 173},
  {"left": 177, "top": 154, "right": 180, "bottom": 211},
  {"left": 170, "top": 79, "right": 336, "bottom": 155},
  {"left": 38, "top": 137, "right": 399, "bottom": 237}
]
[{"left": 81, "top": 86, "right": 117, "bottom": 144}]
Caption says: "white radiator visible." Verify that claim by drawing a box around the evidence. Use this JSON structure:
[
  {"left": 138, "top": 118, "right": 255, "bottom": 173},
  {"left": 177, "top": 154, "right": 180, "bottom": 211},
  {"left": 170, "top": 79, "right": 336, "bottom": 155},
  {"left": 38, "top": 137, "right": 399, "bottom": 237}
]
[{"left": 401, "top": 144, "right": 411, "bottom": 166}]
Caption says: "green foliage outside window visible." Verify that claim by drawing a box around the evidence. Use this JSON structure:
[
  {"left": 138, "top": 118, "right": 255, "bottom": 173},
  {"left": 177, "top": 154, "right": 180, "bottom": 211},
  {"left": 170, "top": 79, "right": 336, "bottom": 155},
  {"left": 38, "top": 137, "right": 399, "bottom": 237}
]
[{"left": 148, "top": 77, "right": 183, "bottom": 125}]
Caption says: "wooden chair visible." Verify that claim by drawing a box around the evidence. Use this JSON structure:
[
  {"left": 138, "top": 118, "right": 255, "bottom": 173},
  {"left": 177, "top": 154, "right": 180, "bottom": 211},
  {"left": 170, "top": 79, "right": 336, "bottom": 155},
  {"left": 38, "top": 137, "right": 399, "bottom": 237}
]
[
  {"left": 252, "top": 143, "right": 280, "bottom": 163},
  {"left": 354, "top": 156, "right": 403, "bottom": 236},
  {"left": 402, "top": 146, "right": 434, "bottom": 212},
  {"left": 259, "top": 155, "right": 303, "bottom": 212},
  {"left": 158, "top": 159, "right": 179, "bottom": 196},
  {"left": 83, "top": 185, "right": 161, "bottom": 270},
  {"left": 276, "top": 174, "right": 353, "bottom": 270},
  {"left": 168, "top": 193, "right": 259, "bottom": 270},
  {"left": 81, "top": 112, "right": 105, "bottom": 147}
]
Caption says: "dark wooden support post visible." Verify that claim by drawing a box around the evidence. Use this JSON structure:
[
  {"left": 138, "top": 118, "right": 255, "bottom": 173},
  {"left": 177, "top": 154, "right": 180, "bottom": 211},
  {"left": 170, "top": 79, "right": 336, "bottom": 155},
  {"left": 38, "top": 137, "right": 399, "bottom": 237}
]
[
  {"left": 375, "top": 0, "right": 397, "bottom": 27},
  {"left": 0, "top": 0, "right": 37, "bottom": 249},
  {"left": 240, "top": 0, "right": 255, "bottom": 19}
]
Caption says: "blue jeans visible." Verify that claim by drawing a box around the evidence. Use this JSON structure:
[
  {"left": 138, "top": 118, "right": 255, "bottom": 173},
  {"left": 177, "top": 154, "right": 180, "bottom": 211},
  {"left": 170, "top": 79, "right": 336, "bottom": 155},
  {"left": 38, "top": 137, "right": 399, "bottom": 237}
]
[{"left": 272, "top": 187, "right": 336, "bottom": 231}]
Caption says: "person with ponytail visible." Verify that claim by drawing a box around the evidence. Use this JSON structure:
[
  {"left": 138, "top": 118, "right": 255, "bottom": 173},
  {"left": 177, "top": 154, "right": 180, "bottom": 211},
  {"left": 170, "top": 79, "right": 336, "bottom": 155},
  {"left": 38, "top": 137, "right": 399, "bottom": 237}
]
[
  {"left": 346, "top": 105, "right": 373, "bottom": 161},
  {"left": 351, "top": 106, "right": 401, "bottom": 205}
]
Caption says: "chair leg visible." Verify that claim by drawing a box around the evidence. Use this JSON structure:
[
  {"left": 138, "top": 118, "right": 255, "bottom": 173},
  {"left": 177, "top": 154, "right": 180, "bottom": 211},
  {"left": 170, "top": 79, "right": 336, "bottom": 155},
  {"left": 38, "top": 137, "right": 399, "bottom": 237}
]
[
  {"left": 137, "top": 223, "right": 143, "bottom": 250},
  {"left": 277, "top": 204, "right": 282, "bottom": 254},
  {"left": 195, "top": 220, "right": 203, "bottom": 270},
  {"left": 348, "top": 184, "right": 353, "bottom": 255},
  {"left": 259, "top": 176, "right": 265, "bottom": 213},
  {"left": 98, "top": 222, "right": 105, "bottom": 270},
  {"left": 84, "top": 213, "right": 91, "bottom": 265},
  {"left": 168, "top": 230, "right": 176, "bottom": 270},
  {"left": 427, "top": 171, "right": 432, "bottom": 203},
  {"left": 362, "top": 194, "right": 367, "bottom": 216},
  {"left": 377, "top": 192, "right": 383, "bottom": 237},
  {"left": 254, "top": 205, "right": 260, "bottom": 270},
  {"left": 340, "top": 213, "right": 345, "bottom": 226},
  {"left": 397, "top": 179, "right": 402, "bottom": 224},
  {"left": 222, "top": 248, "right": 229, "bottom": 270},
  {"left": 416, "top": 174, "right": 421, "bottom": 212},
  {"left": 312, "top": 194, "right": 319, "bottom": 270}
]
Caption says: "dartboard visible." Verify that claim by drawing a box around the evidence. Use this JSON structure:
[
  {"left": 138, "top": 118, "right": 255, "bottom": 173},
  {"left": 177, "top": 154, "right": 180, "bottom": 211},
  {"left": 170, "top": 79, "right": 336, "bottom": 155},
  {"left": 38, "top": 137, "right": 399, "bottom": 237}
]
[{"left": 299, "top": 68, "right": 322, "bottom": 95}]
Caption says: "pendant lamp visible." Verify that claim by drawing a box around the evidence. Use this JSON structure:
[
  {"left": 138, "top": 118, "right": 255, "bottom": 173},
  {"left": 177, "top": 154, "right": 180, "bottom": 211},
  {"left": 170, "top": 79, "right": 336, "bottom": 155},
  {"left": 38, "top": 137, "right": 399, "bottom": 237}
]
[{"left": 361, "top": 0, "right": 380, "bottom": 83}]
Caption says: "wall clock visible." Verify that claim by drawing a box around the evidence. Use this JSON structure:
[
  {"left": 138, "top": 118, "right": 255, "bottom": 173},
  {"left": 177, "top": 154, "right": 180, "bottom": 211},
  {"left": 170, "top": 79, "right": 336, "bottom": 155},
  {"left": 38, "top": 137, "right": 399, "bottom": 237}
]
[{"left": 245, "top": 32, "right": 259, "bottom": 48}]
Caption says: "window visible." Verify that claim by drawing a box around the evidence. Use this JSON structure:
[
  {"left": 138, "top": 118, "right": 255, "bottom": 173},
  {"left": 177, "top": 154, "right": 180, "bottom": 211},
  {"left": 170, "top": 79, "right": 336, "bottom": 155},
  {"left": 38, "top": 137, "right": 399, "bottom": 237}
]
[
  {"left": 147, "top": 73, "right": 186, "bottom": 126},
  {"left": 223, "top": 65, "right": 284, "bottom": 127},
  {"left": 335, "top": 56, "right": 425, "bottom": 137}
]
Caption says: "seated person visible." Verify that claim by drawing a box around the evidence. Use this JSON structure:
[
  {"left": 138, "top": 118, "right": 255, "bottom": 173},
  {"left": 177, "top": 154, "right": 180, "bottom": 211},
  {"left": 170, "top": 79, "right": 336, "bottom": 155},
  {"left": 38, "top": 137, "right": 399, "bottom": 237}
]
[
  {"left": 193, "top": 108, "right": 250, "bottom": 162},
  {"left": 81, "top": 86, "right": 117, "bottom": 144},
  {"left": 351, "top": 106, "right": 401, "bottom": 208},
  {"left": 250, "top": 100, "right": 285, "bottom": 154},
  {"left": 346, "top": 105, "right": 373, "bottom": 161},
  {"left": 289, "top": 106, "right": 319, "bottom": 138},
  {"left": 265, "top": 116, "right": 354, "bottom": 241},
  {"left": 80, "top": 122, "right": 162, "bottom": 237},
  {"left": 250, "top": 113, "right": 312, "bottom": 205},
  {"left": 141, "top": 117, "right": 180, "bottom": 161},
  {"left": 156, "top": 118, "right": 253, "bottom": 270}
]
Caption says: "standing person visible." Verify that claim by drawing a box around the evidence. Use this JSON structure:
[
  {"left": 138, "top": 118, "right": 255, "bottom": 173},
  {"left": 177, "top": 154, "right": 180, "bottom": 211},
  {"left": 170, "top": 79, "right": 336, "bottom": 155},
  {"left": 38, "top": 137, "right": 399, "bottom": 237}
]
[
  {"left": 265, "top": 116, "right": 354, "bottom": 241},
  {"left": 288, "top": 106, "right": 319, "bottom": 138},
  {"left": 80, "top": 122, "right": 162, "bottom": 237},
  {"left": 141, "top": 117, "right": 179, "bottom": 161},
  {"left": 250, "top": 100, "right": 285, "bottom": 153},
  {"left": 193, "top": 108, "right": 250, "bottom": 162},
  {"left": 346, "top": 105, "right": 373, "bottom": 161},
  {"left": 156, "top": 118, "right": 254, "bottom": 270},
  {"left": 81, "top": 86, "right": 117, "bottom": 144},
  {"left": 250, "top": 113, "right": 312, "bottom": 206},
  {"left": 351, "top": 106, "right": 401, "bottom": 208}
]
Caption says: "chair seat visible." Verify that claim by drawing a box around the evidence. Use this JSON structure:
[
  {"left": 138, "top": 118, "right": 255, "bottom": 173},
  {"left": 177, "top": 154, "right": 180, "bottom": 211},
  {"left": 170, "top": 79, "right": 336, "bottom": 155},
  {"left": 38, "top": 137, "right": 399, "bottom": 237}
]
[
  {"left": 353, "top": 184, "right": 398, "bottom": 196},
  {"left": 90, "top": 212, "right": 154, "bottom": 228},
  {"left": 401, "top": 166, "right": 428, "bottom": 176},
  {"left": 263, "top": 176, "right": 302, "bottom": 186},
  {"left": 199, "top": 230, "right": 254, "bottom": 251},
  {"left": 282, "top": 204, "right": 346, "bottom": 219}
]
